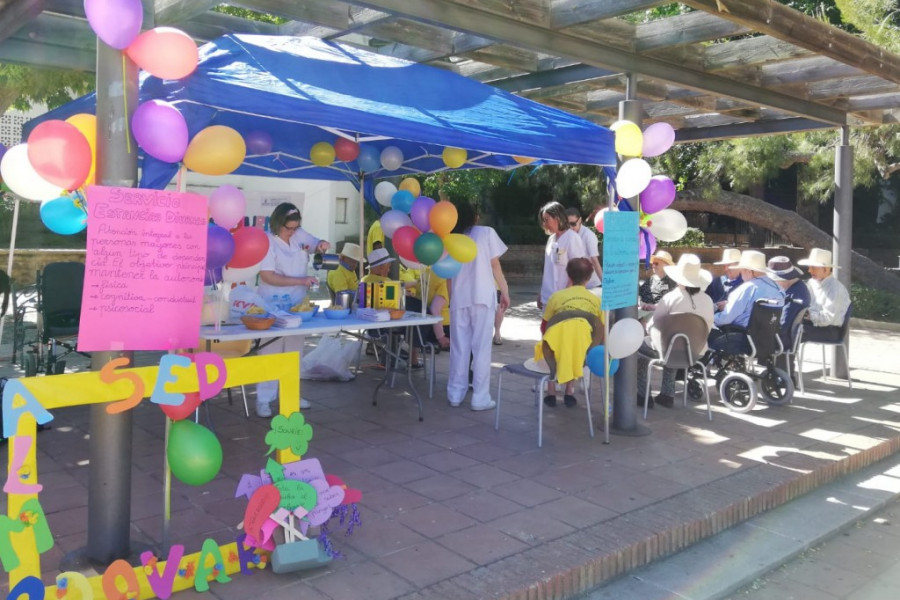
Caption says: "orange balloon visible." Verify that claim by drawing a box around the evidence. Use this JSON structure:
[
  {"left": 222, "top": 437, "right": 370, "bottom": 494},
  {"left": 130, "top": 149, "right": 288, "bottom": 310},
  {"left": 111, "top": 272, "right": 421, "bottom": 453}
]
[
  {"left": 398, "top": 178, "right": 421, "bottom": 198},
  {"left": 126, "top": 27, "right": 199, "bottom": 80},
  {"left": 513, "top": 156, "right": 535, "bottom": 164},
  {"left": 429, "top": 200, "right": 458, "bottom": 237},
  {"left": 66, "top": 113, "right": 97, "bottom": 186},
  {"left": 184, "top": 126, "right": 246, "bottom": 176}
]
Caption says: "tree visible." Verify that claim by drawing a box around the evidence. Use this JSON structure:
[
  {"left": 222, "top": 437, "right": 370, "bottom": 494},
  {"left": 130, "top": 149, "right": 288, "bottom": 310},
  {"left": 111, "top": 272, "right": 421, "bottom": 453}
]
[{"left": 0, "top": 63, "right": 93, "bottom": 116}]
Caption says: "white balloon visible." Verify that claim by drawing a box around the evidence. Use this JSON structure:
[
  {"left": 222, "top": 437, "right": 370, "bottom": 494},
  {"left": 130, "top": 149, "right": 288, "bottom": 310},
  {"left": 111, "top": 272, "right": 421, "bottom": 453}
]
[
  {"left": 615, "top": 158, "right": 652, "bottom": 199},
  {"left": 608, "top": 317, "right": 645, "bottom": 359},
  {"left": 0, "top": 144, "right": 60, "bottom": 201},
  {"left": 374, "top": 181, "right": 397, "bottom": 207},
  {"left": 647, "top": 209, "right": 688, "bottom": 242},
  {"left": 380, "top": 146, "right": 404, "bottom": 171},
  {"left": 223, "top": 262, "right": 262, "bottom": 283}
]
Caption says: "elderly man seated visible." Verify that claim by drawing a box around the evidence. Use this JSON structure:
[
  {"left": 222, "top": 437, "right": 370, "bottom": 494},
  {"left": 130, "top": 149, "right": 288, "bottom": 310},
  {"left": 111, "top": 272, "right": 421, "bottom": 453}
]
[
  {"left": 707, "top": 250, "right": 784, "bottom": 356},
  {"left": 706, "top": 248, "right": 743, "bottom": 305},
  {"left": 798, "top": 248, "right": 850, "bottom": 343}
]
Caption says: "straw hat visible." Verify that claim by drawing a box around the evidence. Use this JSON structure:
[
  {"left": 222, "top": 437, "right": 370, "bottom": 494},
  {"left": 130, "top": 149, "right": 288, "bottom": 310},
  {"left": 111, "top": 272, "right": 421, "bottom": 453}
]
[
  {"left": 714, "top": 248, "right": 742, "bottom": 265},
  {"left": 367, "top": 248, "right": 395, "bottom": 268},
  {"left": 663, "top": 254, "right": 713, "bottom": 290},
  {"left": 797, "top": 248, "right": 838, "bottom": 268},
  {"left": 650, "top": 250, "right": 675, "bottom": 266},
  {"left": 734, "top": 250, "right": 770, "bottom": 274},
  {"left": 339, "top": 242, "right": 364, "bottom": 261},
  {"left": 767, "top": 256, "right": 803, "bottom": 281}
]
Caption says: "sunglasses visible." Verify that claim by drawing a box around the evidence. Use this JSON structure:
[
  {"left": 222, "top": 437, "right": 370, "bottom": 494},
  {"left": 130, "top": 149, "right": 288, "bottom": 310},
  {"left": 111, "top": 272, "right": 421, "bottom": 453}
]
[{"left": 568, "top": 220, "right": 579, "bottom": 226}]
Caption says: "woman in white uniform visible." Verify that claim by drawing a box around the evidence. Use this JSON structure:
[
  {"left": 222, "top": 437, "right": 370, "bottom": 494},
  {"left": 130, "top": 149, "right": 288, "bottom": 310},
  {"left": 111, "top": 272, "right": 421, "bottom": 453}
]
[
  {"left": 447, "top": 201, "right": 510, "bottom": 411},
  {"left": 255, "top": 202, "right": 330, "bottom": 417},
  {"left": 537, "top": 201, "right": 587, "bottom": 309}
]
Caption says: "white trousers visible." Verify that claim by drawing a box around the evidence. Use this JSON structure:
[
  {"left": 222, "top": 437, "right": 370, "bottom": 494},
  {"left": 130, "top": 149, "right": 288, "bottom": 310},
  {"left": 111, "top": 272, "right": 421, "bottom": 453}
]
[
  {"left": 448, "top": 304, "right": 494, "bottom": 407},
  {"left": 255, "top": 335, "right": 304, "bottom": 406}
]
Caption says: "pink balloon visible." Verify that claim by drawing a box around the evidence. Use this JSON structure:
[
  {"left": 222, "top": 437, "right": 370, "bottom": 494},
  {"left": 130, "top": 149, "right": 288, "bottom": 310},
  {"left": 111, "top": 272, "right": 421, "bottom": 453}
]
[
  {"left": 593, "top": 208, "right": 610, "bottom": 233},
  {"left": 392, "top": 226, "right": 421, "bottom": 262},
  {"left": 27, "top": 120, "right": 92, "bottom": 191},
  {"left": 84, "top": 0, "right": 143, "bottom": 50},
  {"left": 126, "top": 28, "right": 199, "bottom": 80},
  {"left": 409, "top": 196, "right": 435, "bottom": 232},
  {"left": 209, "top": 185, "right": 246, "bottom": 230},
  {"left": 642, "top": 122, "right": 676, "bottom": 158},
  {"left": 639, "top": 176, "right": 676, "bottom": 214},
  {"left": 245, "top": 131, "right": 273, "bottom": 154},
  {"left": 132, "top": 100, "right": 189, "bottom": 163}
]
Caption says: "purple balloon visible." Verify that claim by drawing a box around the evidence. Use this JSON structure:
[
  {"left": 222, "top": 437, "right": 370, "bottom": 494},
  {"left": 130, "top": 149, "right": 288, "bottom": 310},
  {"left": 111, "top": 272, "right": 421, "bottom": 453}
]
[
  {"left": 638, "top": 228, "right": 657, "bottom": 261},
  {"left": 85, "top": 0, "right": 143, "bottom": 50},
  {"left": 206, "top": 225, "right": 235, "bottom": 270},
  {"left": 380, "top": 209, "right": 413, "bottom": 237},
  {"left": 132, "top": 100, "right": 189, "bottom": 163},
  {"left": 640, "top": 176, "right": 676, "bottom": 214},
  {"left": 642, "top": 122, "right": 676, "bottom": 158},
  {"left": 409, "top": 196, "right": 435, "bottom": 231},
  {"left": 204, "top": 267, "right": 223, "bottom": 286},
  {"left": 209, "top": 185, "right": 246, "bottom": 230},
  {"left": 245, "top": 130, "right": 273, "bottom": 155}
]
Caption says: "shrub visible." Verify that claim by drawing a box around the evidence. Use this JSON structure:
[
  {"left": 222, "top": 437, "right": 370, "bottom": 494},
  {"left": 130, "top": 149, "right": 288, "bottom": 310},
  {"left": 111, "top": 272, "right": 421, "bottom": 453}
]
[{"left": 850, "top": 284, "right": 900, "bottom": 324}]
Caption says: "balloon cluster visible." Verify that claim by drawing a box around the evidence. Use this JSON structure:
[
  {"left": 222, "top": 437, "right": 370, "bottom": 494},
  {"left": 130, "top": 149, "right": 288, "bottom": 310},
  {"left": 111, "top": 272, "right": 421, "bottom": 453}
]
[
  {"left": 307, "top": 138, "right": 468, "bottom": 173},
  {"left": 373, "top": 179, "right": 475, "bottom": 277},
  {"left": 594, "top": 121, "right": 688, "bottom": 259},
  {"left": 203, "top": 185, "right": 270, "bottom": 286}
]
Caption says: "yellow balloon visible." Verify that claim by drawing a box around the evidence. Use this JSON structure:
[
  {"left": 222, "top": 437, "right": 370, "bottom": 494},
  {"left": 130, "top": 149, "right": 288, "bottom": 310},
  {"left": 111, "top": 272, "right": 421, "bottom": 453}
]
[
  {"left": 443, "top": 233, "right": 477, "bottom": 263},
  {"left": 513, "top": 156, "right": 535, "bottom": 164},
  {"left": 66, "top": 113, "right": 97, "bottom": 186},
  {"left": 310, "top": 141, "right": 335, "bottom": 167},
  {"left": 183, "top": 125, "right": 246, "bottom": 176},
  {"left": 612, "top": 121, "right": 643, "bottom": 157},
  {"left": 442, "top": 146, "right": 467, "bottom": 169},
  {"left": 429, "top": 200, "right": 458, "bottom": 237},
  {"left": 399, "top": 178, "right": 421, "bottom": 198}
]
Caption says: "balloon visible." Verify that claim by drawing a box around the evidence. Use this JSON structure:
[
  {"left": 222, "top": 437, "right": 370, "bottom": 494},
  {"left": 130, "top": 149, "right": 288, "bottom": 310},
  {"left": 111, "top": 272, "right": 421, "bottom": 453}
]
[
  {"left": 183, "top": 125, "right": 246, "bottom": 176},
  {"left": 125, "top": 27, "right": 198, "bottom": 79},
  {"left": 409, "top": 196, "right": 436, "bottom": 231},
  {"left": 357, "top": 145, "right": 381, "bottom": 172},
  {"left": 223, "top": 263, "right": 262, "bottom": 283},
  {"left": 616, "top": 158, "right": 652, "bottom": 198},
  {"left": 642, "top": 122, "right": 676, "bottom": 158},
  {"left": 443, "top": 233, "right": 477, "bottom": 263},
  {"left": 398, "top": 178, "right": 421, "bottom": 198},
  {"left": 593, "top": 207, "right": 613, "bottom": 233},
  {"left": 0, "top": 142, "right": 6, "bottom": 164},
  {"left": 639, "top": 229, "right": 657, "bottom": 260},
  {"left": 379, "top": 209, "right": 412, "bottom": 237},
  {"left": 245, "top": 130, "right": 273, "bottom": 154},
  {"left": 374, "top": 181, "right": 397, "bottom": 207},
  {"left": 204, "top": 267, "right": 223, "bottom": 286},
  {"left": 380, "top": 146, "right": 404, "bottom": 171},
  {"left": 513, "top": 156, "right": 535, "bottom": 164},
  {"left": 27, "top": 120, "right": 92, "bottom": 190},
  {"left": 646, "top": 209, "right": 688, "bottom": 242},
  {"left": 431, "top": 253, "right": 462, "bottom": 279},
  {"left": 229, "top": 227, "right": 269, "bottom": 268},
  {"left": 0, "top": 144, "right": 60, "bottom": 201},
  {"left": 611, "top": 121, "right": 643, "bottom": 157},
  {"left": 639, "top": 176, "right": 676, "bottom": 214},
  {"left": 429, "top": 200, "right": 458, "bottom": 237},
  {"left": 84, "top": 0, "right": 143, "bottom": 49},
  {"left": 334, "top": 138, "right": 359, "bottom": 162},
  {"left": 40, "top": 195, "right": 87, "bottom": 235},
  {"left": 413, "top": 232, "right": 444, "bottom": 266},
  {"left": 310, "top": 141, "right": 335, "bottom": 167},
  {"left": 160, "top": 390, "right": 203, "bottom": 421},
  {"left": 391, "top": 226, "right": 421, "bottom": 262},
  {"left": 586, "top": 346, "right": 620, "bottom": 378},
  {"left": 132, "top": 100, "right": 189, "bottom": 163},
  {"left": 391, "top": 190, "right": 415, "bottom": 213},
  {"left": 209, "top": 185, "right": 246, "bottom": 229},
  {"left": 206, "top": 225, "right": 235, "bottom": 270},
  {"left": 65, "top": 114, "right": 96, "bottom": 186},
  {"left": 442, "top": 147, "right": 467, "bottom": 168},
  {"left": 607, "top": 318, "right": 645, "bottom": 359},
  {"left": 167, "top": 420, "right": 223, "bottom": 486}
]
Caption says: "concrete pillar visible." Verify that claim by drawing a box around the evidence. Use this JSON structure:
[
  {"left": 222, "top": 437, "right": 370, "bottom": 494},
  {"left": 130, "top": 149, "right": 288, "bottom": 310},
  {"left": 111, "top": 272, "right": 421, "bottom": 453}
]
[{"left": 832, "top": 125, "right": 852, "bottom": 379}]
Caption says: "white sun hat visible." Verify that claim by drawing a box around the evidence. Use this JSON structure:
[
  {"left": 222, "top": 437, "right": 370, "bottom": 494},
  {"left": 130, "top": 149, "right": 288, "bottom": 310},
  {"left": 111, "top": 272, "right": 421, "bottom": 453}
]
[
  {"left": 797, "top": 248, "right": 838, "bottom": 268},
  {"left": 714, "top": 248, "right": 742, "bottom": 265},
  {"left": 734, "top": 250, "right": 770, "bottom": 274},
  {"left": 663, "top": 254, "right": 713, "bottom": 290}
]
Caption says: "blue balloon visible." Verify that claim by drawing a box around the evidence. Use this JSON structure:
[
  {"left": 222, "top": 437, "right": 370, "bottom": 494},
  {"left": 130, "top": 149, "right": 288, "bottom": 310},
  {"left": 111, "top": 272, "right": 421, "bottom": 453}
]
[
  {"left": 391, "top": 190, "right": 415, "bottom": 213},
  {"left": 586, "top": 345, "right": 619, "bottom": 377},
  {"left": 40, "top": 195, "right": 87, "bottom": 235},
  {"left": 357, "top": 145, "right": 381, "bottom": 172},
  {"left": 431, "top": 254, "right": 462, "bottom": 279}
]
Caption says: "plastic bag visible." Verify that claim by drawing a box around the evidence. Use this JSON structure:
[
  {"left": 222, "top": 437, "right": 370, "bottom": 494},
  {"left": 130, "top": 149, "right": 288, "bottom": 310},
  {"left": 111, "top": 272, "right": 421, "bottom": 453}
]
[
  {"left": 301, "top": 334, "right": 361, "bottom": 382},
  {"left": 229, "top": 285, "right": 268, "bottom": 320}
]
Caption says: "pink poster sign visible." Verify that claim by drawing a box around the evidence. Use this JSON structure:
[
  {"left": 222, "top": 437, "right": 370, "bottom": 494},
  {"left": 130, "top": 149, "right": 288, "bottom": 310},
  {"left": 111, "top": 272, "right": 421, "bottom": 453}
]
[{"left": 78, "top": 186, "right": 208, "bottom": 351}]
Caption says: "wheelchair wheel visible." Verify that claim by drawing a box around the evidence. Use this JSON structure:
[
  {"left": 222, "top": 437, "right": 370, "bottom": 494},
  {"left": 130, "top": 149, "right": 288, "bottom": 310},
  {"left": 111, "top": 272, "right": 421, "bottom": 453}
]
[
  {"left": 761, "top": 367, "right": 793, "bottom": 406},
  {"left": 719, "top": 372, "right": 757, "bottom": 413},
  {"left": 24, "top": 351, "right": 37, "bottom": 377}
]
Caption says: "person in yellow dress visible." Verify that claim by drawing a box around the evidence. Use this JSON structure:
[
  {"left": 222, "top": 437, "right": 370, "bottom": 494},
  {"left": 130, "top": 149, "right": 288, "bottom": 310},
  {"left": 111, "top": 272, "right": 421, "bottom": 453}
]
[{"left": 326, "top": 242, "right": 364, "bottom": 299}]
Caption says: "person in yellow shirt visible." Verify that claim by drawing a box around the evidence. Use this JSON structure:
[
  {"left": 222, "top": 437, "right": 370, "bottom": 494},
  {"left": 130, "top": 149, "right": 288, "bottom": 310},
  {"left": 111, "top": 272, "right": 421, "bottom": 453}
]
[
  {"left": 361, "top": 247, "right": 395, "bottom": 283},
  {"left": 406, "top": 269, "right": 451, "bottom": 356},
  {"left": 541, "top": 257, "right": 603, "bottom": 408},
  {"left": 326, "top": 242, "right": 364, "bottom": 299},
  {"left": 366, "top": 220, "right": 385, "bottom": 256}
]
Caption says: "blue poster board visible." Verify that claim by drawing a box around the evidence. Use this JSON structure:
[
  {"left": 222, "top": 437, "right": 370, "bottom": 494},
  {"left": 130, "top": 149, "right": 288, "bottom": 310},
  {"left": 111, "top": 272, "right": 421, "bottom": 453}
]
[{"left": 601, "top": 211, "right": 640, "bottom": 311}]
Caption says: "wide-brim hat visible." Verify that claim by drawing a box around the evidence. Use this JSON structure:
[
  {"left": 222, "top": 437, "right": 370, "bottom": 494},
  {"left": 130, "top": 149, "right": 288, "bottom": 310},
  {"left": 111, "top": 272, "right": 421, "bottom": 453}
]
[
  {"left": 367, "top": 247, "right": 395, "bottom": 268},
  {"left": 340, "top": 242, "right": 364, "bottom": 262},
  {"left": 735, "top": 250, "right": 770, "bottom": 274},
  {"left": 767, "top": 256, "right": 802, "bottom": 281},
  {"left": 650, "top": 250, "right": 675, "bottom": 266},
  {"left": 714, "top": 248, "right": 742, "bottom": 265},
  {"left": 797, "top": 248, "right": 838, "bottom": 268},
  {"left": 524, "top": 358, "right": 550, "bottom": 374},
  {"left": 664, "top": 254, "right": 713, "bottom": 290}
]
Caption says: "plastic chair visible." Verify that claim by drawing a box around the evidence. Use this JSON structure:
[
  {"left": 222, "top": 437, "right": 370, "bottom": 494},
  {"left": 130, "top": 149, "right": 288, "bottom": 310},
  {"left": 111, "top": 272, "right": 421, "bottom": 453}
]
[
  {"left": 797, "top": 303, "right": 853, "bottom": 390},
  {"left": 642, "top": 313, "right": 712, "bottom": 421},
  {"left": 193, "top": 338, "right": 253, "bottom": 422}
]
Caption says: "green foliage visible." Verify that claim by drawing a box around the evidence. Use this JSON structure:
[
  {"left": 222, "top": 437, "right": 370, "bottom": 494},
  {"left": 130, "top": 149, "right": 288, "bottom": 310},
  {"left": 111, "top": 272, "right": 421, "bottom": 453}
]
[
  {"left": 213, "top": 4, "right": 288, "bottom": 24},
  {"left": 0, "top": 63, "right": 93, "bottom": 114},
  {"left": 851, "top": 284, "right": 900, "bottom": 323},
  {"left": 835, "top": 0, "right": 899, "bottom": 49},
  {"left": 622, "top": 4, "right": 690, "bottom": 24},
  {"left": 659, "top": 227, "right": 705, "bottom": 248},
  {"left": 0, "top": 190, "right": 86, "bottom": 249}
]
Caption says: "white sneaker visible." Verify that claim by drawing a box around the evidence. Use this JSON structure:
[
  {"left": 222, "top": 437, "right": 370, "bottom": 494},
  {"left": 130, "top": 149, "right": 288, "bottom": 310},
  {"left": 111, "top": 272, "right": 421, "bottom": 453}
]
[
  {"left": 300, "top": 398, "right": 311, "bottom": 409},
  {"left": 255, "top": 402, "right": 272, "bottom": 418},
  {"left": 471, "top": 400, "right": 497, "bottom": 412}
]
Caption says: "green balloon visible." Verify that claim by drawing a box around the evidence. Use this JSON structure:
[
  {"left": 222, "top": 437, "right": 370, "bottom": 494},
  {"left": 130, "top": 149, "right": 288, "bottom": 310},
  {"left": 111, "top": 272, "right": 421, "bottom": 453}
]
[
  {"left": 167, "top": 420, "right": 223, "bottom": 486},
  {"left": 413, "top": 232, "right": 444, "bottom": 266}
]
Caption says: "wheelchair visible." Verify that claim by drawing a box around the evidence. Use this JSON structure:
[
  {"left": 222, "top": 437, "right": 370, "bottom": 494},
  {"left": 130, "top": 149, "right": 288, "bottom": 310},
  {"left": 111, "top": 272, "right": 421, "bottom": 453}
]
[{"left": 688, "top": 299, "right": 794, "bottom": 413}]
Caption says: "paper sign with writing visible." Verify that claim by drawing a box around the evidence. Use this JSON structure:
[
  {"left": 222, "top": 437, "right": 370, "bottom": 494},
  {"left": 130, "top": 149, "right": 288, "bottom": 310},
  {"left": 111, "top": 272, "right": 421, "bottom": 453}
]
[
  {"left": 79, "top": 185, "right": 208, "bottom": 351},
  {"left": 601, "top": 211, "right": 640, "bottom": 311}
]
